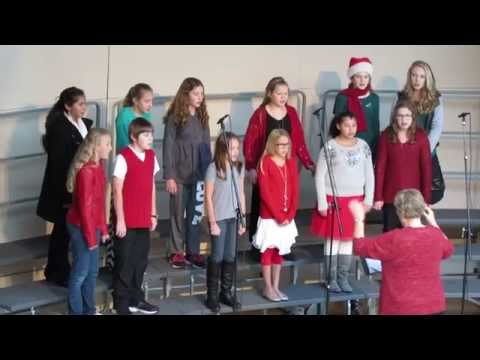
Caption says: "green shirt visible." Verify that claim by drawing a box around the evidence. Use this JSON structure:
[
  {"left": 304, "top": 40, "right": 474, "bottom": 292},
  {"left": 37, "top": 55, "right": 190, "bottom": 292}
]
[
  {"left": 115, "top": 106, "right": 152, "bottom": 152},
  {"left": 333, "top": 92, "right": 380, "bottom": 160}
]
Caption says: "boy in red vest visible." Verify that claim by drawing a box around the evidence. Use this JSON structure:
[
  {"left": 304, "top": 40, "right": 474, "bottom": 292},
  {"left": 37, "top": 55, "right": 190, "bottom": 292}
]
[{"left": 112, "top": 117, "right": 159, "bottom": 315}]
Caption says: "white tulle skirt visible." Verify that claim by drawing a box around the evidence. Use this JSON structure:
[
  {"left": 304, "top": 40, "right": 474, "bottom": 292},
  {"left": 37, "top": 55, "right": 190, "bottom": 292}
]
[{"left": 252, "top": 218, "right": 298, "bottom": 255}]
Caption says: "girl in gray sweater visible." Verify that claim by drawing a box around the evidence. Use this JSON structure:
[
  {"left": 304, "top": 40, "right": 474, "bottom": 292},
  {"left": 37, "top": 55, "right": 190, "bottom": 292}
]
[
  {"left": 311, "top": 111, "right": 374, "bottom": 293},
  {"left": 163, "top": 77, "right": 211, "bottom": 269}
]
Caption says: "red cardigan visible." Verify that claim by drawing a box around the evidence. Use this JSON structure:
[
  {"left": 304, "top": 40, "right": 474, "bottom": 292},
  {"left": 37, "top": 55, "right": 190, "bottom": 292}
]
[
  {"left": 243, "top": 105, "right": 314, "bottom": 171},
  {"left": 258, "top": 155, "right": 299, "bottom": 224},
  {"left": 354, "top": 226, "right": 453, "bottom": 315},
  {"left": 374, "top": 128, "right": 432, "bottom": 204},
  {"left": 67, "top": 162, "right": 108, "bottom": 250}
]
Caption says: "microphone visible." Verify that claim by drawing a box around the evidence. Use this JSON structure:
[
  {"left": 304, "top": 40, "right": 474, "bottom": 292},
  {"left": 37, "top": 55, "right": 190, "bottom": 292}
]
[
  {"left": 217, "top": 114, "right": 230, "bottom": 125},
  {"left": 458, "top": 112, "right": 470, "bottom": 118},
  {"left": 312, "top": 107, "right": 324, "bottom": 116}
]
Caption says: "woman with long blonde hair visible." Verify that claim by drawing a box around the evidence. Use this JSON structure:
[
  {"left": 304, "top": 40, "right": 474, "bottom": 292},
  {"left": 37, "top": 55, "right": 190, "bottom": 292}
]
[
  {"left": 65, "top": 128, "right": 112, "bottom": 315},
  {"left": 398, "top": 60, "right": 444, "bottom": 204}
]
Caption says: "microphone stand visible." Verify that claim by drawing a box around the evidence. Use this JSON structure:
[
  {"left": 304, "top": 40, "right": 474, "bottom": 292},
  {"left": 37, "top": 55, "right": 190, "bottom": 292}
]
[
  {"left": 459, "top": 112, "right": 473, "bottom": 315},
  {"left": 218, "top": 115, "right": 245, "bottom": 313},
  {"left": 313, "top": 108, "right": 344, "bottom": 315}
]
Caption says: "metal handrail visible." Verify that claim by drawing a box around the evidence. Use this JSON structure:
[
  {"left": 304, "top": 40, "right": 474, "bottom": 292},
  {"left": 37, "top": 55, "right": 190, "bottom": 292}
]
[
  {"left": 318, "top": 89, "right": 480, "bottom": 182},
  {"left": 114, "top": 90, "right": 306, "bottom": 186},
  {"left": 111, "top": 90, "right": 307, "bottom": 143},
  {"left": 0, "top": 101, "right": 102, "bottom": 206},
  {"left": 0, "top": 101, "right": 102, "bottom": 163},
  {"left": 320, "top": 88, "right": 480, "bottom": 135}
]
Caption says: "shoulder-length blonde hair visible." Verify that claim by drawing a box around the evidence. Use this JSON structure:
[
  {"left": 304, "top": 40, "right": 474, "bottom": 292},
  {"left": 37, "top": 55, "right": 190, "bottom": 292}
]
[
  {"left": 402, "top": 60, "right": 441, "bottom": 114},
  {"left": 66, "top": 128, "right": 111, "bottom": 193},
  {"left": 259, "top": 129, "right": 291, "bottom": 174}
]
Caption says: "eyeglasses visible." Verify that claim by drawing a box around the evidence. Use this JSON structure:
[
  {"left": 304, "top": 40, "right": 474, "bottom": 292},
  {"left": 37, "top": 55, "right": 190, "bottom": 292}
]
[{"left": 276, "top": 143, "right": 290, "bottom": 147}]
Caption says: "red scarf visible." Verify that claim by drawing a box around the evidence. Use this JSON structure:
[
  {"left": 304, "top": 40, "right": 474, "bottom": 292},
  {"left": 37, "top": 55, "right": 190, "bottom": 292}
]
[{"left": 340, "top": 84, "right": 371, "bottom": 132}]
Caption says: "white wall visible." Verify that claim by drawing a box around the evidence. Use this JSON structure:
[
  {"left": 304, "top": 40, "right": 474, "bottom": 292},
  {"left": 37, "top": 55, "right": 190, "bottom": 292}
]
[{"left": 1, "top": 45, "right": 479, "bottom": 243}]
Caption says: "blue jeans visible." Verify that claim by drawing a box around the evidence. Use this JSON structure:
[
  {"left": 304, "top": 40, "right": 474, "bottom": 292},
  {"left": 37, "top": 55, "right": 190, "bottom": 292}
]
[
  {"left": 66, "top": 223, "right": 100, "bottom": 315},
  {"left": 210, "top": 218, "right": 237, "bottom": 263},
  {"left": 169, "top": 182, "right": 201, "bottom": 256}
]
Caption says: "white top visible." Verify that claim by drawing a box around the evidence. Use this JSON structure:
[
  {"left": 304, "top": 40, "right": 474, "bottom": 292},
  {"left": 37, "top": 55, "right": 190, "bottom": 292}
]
[
  {"left": 65, "top": 112, "right": 88, "bottom": 139},
  {"left": 113, "top": 145, "right": 160, "bottom": 180},
  {"left": 314, "top": 138, "right": 374, "bottom": 212}
]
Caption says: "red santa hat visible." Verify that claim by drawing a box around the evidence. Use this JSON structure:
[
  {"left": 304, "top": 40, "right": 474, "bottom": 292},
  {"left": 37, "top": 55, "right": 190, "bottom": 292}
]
[{"left": 347, "top": 57, "right": 373, "bottom": 78}]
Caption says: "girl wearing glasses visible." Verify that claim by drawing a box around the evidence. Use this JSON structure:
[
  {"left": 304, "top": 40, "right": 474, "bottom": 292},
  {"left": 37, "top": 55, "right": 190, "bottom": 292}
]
[
  {"left": 252, "top": 129, "right": 299, "bottom": 302},
  {"left": 243, "top": 76, "right": 314, "bottom": 261},
  {"left": 373, "top": 100, "right": 432, "bottom": 232}
]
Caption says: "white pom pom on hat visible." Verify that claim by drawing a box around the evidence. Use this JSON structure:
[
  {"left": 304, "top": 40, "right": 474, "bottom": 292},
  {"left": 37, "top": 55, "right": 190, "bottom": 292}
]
[{"left": 347, "top": 57, "right": 373, "bottom": 78}]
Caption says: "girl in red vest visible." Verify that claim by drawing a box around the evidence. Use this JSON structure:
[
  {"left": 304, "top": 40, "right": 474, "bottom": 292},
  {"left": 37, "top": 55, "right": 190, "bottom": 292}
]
[
  {"left": 65, "top": 128, "right": 111, "bottom": 315},
  {"left": 252, "top": 129, "right": 299, "bottom": 302}
]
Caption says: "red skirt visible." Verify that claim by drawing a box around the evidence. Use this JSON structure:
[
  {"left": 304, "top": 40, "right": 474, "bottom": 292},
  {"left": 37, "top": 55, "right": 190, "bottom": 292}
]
[{"left": 310, "top": 195, "right": 364, "bottom": 241}]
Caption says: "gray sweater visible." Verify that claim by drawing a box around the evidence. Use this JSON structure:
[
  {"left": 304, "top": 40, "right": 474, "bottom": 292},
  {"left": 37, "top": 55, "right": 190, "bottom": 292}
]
[
  {"left": 314, "top": 138, "right": 374, "bottom": 211},
  {"left": 163, "top": 113, "right": 210, "bottom": 184}
]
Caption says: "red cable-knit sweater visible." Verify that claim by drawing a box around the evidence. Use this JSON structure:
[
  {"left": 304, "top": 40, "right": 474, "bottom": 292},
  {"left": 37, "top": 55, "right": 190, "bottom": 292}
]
[
  {"left": 258, "top": 155, "right": 299, "bottom": 224},
  {"left": 374, "top": 128, "right": 432, "bottom": 204},
  {"left": 243, "top": 105, "right": 314, "bottom": 171},
  {"left": 67, "top": 161, "right": 108, "bottom": 249},
  {"left": 354, "top": 226, "right": 453, "bottom": 315}
]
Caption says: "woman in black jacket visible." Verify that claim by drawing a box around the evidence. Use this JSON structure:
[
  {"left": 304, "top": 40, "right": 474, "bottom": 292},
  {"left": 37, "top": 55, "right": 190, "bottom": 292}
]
[{"left": 37, "top": 87, "right": 93, "bottom": 286}]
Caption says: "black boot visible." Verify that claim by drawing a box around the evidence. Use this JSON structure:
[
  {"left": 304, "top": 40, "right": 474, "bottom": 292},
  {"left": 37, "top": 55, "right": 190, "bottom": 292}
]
[
  {"left": 205, "top": 259, "right": 221, "bottom": 313},
  {"left": 219, "top": 261, "right": 241, "bottom": 311}
]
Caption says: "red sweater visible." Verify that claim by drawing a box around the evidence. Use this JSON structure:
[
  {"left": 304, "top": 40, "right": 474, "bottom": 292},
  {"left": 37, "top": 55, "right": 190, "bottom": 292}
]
[
  {"left": 67, "top": 162, "right": 108, "bottom": 250},
  {"left": 243, "top": 105, "right": 314, "bottom": 171},
  {"left": 258, "top": 155, "right": 299, "bottom": 224},
  {"left": 354, "top": 226, "right": 453, "bottom": 315},
  {"left": 121, "top": 147, "right": 154, "bottom": 228},
  {"left": 374, "top": 128, "right": 432, "bottom": 204}
]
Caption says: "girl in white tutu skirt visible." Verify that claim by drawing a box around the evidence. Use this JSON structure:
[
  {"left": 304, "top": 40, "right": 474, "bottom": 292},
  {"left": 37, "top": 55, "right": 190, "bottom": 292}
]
[{"left": 253, "top": 129, "right": 299, "bottom": 302}]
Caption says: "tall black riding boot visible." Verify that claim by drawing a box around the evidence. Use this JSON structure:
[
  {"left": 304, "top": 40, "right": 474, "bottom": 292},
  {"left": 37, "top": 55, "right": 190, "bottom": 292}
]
[
  {"left": 219, "top": 261, "right": 241, "bottom": 311},
  {"left": 205, "top": 259, "right": 221, "bottom": 313}
]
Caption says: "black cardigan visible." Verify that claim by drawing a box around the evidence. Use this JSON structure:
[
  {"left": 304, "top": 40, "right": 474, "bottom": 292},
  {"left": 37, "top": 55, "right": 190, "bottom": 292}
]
[{"left": 36, "top": 114, "right": 93, "bottom": 222}]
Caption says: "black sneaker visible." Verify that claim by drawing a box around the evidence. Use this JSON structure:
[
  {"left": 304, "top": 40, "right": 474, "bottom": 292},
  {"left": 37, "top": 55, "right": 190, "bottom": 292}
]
[
  {"left": 129, "top": 301, "right": 159, "bottom": 315},
  {"left": 115, "top": 308, "right": 132, "bottom": 315}
]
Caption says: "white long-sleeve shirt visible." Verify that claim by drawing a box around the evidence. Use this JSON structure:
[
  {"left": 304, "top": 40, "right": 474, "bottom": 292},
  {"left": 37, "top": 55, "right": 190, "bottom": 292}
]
[{"left": 314, "top": 138, "right": 374, "bottom": 212}]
